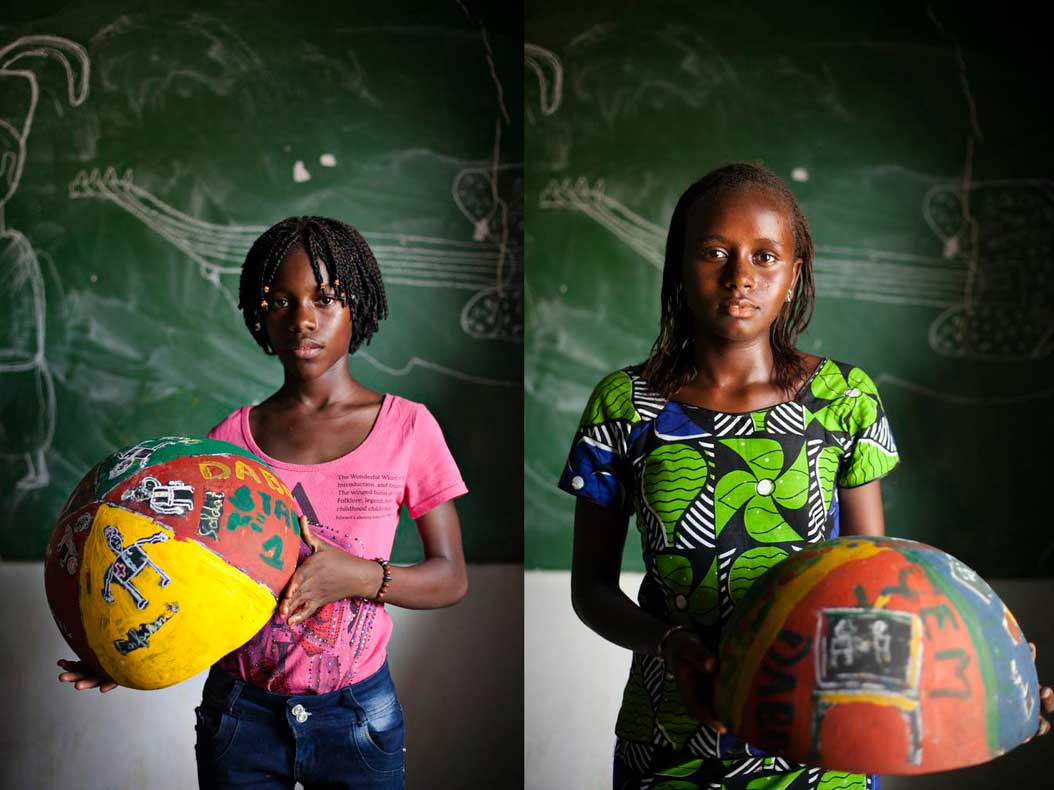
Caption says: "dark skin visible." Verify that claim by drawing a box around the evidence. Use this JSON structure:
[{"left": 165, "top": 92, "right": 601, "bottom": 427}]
[
  {"left": 60, "top": 244, "right": 468, "bottom": 691},
  {"left": 570, "top": 185, "right": 1053, "bottom": 738}
]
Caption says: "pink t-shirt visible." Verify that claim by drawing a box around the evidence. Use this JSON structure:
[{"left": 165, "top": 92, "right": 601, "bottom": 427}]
[{"left": 206, "top": 395, "right": 467, "bottom": 694}]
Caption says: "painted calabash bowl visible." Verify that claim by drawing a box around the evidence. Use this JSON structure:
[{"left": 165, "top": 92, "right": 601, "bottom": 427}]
[
  {"left": 44, "top": 437, "right": 300, "bottom": 689},
  {"left": 713, "top": 536, "right": 1040, "bottom": 774}
]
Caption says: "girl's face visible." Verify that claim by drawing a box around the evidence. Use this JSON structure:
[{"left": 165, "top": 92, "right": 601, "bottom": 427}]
[
  {"left": 263, "top": 244, "right": 353, "bottom": 377},
  {"left": 681, "top": 186, "right": 802, "bottom": 344}
]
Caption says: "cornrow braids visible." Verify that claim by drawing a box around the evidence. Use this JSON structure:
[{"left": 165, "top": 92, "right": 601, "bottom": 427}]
[
  {"left": 238, "top": 216, "right": 389, "bottom": 355},
  {"left": 639, "top": 162, "right": 816, "bottom": 397}
]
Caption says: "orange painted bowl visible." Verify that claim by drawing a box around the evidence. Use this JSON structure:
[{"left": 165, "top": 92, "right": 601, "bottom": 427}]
[
  {"left": 713, "top": 536, "right": 1040, "bottom": 774},
  {"left": 44, "top": 437, "right": 300, "bottom": 689}
]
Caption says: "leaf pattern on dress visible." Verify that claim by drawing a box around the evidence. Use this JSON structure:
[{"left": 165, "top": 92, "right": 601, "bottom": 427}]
[
  {"left": 615, "top": 658, "right": 656, "bottom": 744},
  {"left": 816, "top": 445, "right": 842, "bottom": 512},
  {"left": 716, "top": 439, "right": 808, "bottom": 543},
  {"left": 656, "top": 553, "right": 720, "bottom": 627},
  {"left": 580, "top": 369, "right": 640, "bottom": 427},
  {"left": 728, "top": 547, "right": 789, "bottom": 603},
  {"left": 810, "top": 360, "right": 880, "bottom": 434},
  {"left": 643, "top": 444, "right": 709, "bottom": 545},
  {"left": 656, "top": 672, "right": 698, "bottom": 751}
]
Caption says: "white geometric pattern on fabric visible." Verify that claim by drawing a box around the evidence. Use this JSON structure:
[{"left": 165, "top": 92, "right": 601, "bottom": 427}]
[
  {"left": 863, "top": 415, "right": 897, "bottom": 453},
  {"left": 686, "top": 725, "right": 721, "bottom": 758},
  {"left": 713, "top": 412, "right": 754, "bottom": 437},
  {"left": 725, "top": 757, "right": 766, "bottom": 777},
  {"left": 676, "top": 492, "right": 716, "bottom": 549},
  {"left": 717, "top": 546, "right": 738, "bottom": 620},
  {"left": 640, "top": 653, "right": 665, "bottom": 705},
  {"left": 766, "top": 402, "right": 807, "bottom": 435},
  {"left": 638, "top": 499, "right": 669, "bottom": 552},
  {"left": 579, "top": 425, "right": 618, "bottom": 455},
  {"left": 618, "top": 739, "right": 654, "bottom": 775},
  {"left": 805, "top": 439, "right": 828, "bottom": 541},
  {"left": 674, "top": 437, "right": 717, "bottom": 550},
  {"left": 630, "top": 373, "right": 666, "bottom": 421}
]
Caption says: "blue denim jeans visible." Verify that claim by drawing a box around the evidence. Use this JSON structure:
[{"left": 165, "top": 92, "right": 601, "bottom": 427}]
[{"left": 195, "top": 662, "right": 404, "bottom": 789}]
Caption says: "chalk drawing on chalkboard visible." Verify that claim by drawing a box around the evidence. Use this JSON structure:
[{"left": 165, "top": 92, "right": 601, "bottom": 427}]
[
  {"left": 457, "top": 7, "right": 522, "bottom": 338},
  {"left": 0, "top": 36, "right": 91, "bottom": 492},
  {"left": 525, "top": 43, "right": 564, "bottom": 121},
  {"left": 922, "top": 180, "right": 1054, "bottom": 361},
  {"left": 450, "top": 6, "right": 524, "bottom": 342},
  {"left": 453, "top": 123, "right": 523, "bottom": 341},
  {"left": 540, "top": 177, "right": 1053, "bottom": 362},
  {"left": 68, "top": 166, "right": 521, "bottom": 382},
  {"left": 540, "top": 178, "right": 663, "bottom": 268},
  {"left": 71, "top": 0, "right": 524, "bottom": 353},
  {"left": 69, "top": 166, "right": 520, "bottom": 338}
]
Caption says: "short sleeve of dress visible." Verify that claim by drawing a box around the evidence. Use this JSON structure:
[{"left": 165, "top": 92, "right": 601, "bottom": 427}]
[
  {"left": 557, "top": 370, "right": 640, "bottom": 513},
  {"left": 813, "top": 363, "right": 900, "bottom": 488},
  {"left": 403, "top": 404, "right": 468, "bottom": 520}
]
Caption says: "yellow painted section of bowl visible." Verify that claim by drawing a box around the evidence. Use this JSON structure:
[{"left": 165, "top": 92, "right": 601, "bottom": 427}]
[{"left": 79, "top": 503, "right": 277, "bottom": 689}]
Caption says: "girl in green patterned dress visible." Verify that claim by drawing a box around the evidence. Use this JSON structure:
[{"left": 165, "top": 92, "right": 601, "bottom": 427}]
[
  {"left": 559, "top": 162, "right": 900, "bottom": 790},
  {"left": 560, "top": 163, "right": 1054, "bottom": 787}
]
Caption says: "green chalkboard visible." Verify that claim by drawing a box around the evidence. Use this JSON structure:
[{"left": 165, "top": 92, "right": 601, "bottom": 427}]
[
  {"left": 0, "top": 2, "right": 523, "bottom": 563},
  {"left": 525, "top": 1, "right": 1054, "bottom": 575}
]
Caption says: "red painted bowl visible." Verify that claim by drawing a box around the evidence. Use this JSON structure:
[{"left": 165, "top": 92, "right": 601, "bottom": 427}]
[{"left": 713, "top": 536, "right": 1040, "bottom": 774}]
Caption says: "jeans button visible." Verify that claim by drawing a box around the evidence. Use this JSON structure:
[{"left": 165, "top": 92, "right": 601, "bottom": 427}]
[{"left": 291, "top": 704, "right": 311, "bottom": 724}]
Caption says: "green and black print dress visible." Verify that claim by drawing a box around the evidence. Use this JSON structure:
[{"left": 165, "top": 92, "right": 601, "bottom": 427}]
[{"left": 558, "top": 359, "right": 899, "bottom": 790}]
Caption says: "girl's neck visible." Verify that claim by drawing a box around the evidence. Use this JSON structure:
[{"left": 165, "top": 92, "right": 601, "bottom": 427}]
[
  {"left": 276, "top": 363, "right": 369, "bottom": 411},
  {"left": 690, "top": 335, "right": 775, "bottom": 390}
]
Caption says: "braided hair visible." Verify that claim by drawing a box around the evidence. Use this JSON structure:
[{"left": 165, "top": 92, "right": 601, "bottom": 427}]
[
  {"left": 639, "top": 162, "right": 816, "bottom": 398},
  {"left": 238, "top": 216, "right": 388, "bottom": 355}
]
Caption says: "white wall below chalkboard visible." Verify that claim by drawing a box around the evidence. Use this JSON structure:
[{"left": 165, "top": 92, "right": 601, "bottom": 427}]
[{"left": 1, "top": 564, "right": 522, "bottom": 790}]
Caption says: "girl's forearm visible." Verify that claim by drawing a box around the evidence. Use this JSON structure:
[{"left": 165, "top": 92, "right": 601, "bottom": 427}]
[
  {"left": 571, "top": 577, "right": 668, "bottom": 657},
  {"left": 374, "top": 555, "right": 468, "bottom": 610}
]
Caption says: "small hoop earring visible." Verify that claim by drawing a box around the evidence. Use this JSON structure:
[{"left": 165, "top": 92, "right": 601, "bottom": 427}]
[{"left": 786, "top": 289, "right": 793, "bottom": 303}]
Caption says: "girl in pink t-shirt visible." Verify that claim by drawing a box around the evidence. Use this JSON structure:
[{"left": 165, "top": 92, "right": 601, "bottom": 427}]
[{"left": 60, "top": 216, "right": 468, "bottom": 789}]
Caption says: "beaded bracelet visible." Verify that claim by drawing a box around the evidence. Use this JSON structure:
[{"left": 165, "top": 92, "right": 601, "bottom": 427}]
[{"left": 371, "top": 557, "right": 392, "bottom": 602}]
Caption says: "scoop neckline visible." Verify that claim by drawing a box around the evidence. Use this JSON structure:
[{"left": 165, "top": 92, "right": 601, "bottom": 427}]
[
  {"left": 666, "top": 357, "right": 829, "bottom": 417},
  {"left": 240, "top": 394, "right": 393, "bottom": 471}
]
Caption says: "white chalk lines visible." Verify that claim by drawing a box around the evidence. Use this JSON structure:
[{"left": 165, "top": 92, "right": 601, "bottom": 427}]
[
  {"left": 70, "top": 168, "right": 499, "bottom": 292},
  {"left": 1, "top": 35, "right": 91, "bottom": 492},
  {"left": 524, "top": 43, "right": 564, "bottom": 119},
  {"left": 68, "top": 166, "right": 521, "bottom": 385},
  {"left": 812, "top": 245, "right": 965, "bottom": 309},
  {"left": 540, "top": 178, "right": 664, "bottom": 268},
  {"left": 539, "top": 176, "right": 1054, "bottom": 362},
  {"left": 539, "top": 177, "right": 965, "bottom": 309}
]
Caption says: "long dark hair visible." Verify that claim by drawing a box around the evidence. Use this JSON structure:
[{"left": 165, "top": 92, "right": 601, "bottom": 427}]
[{"left": 639, "top": 162, "right": 816, "bottom": 397}]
